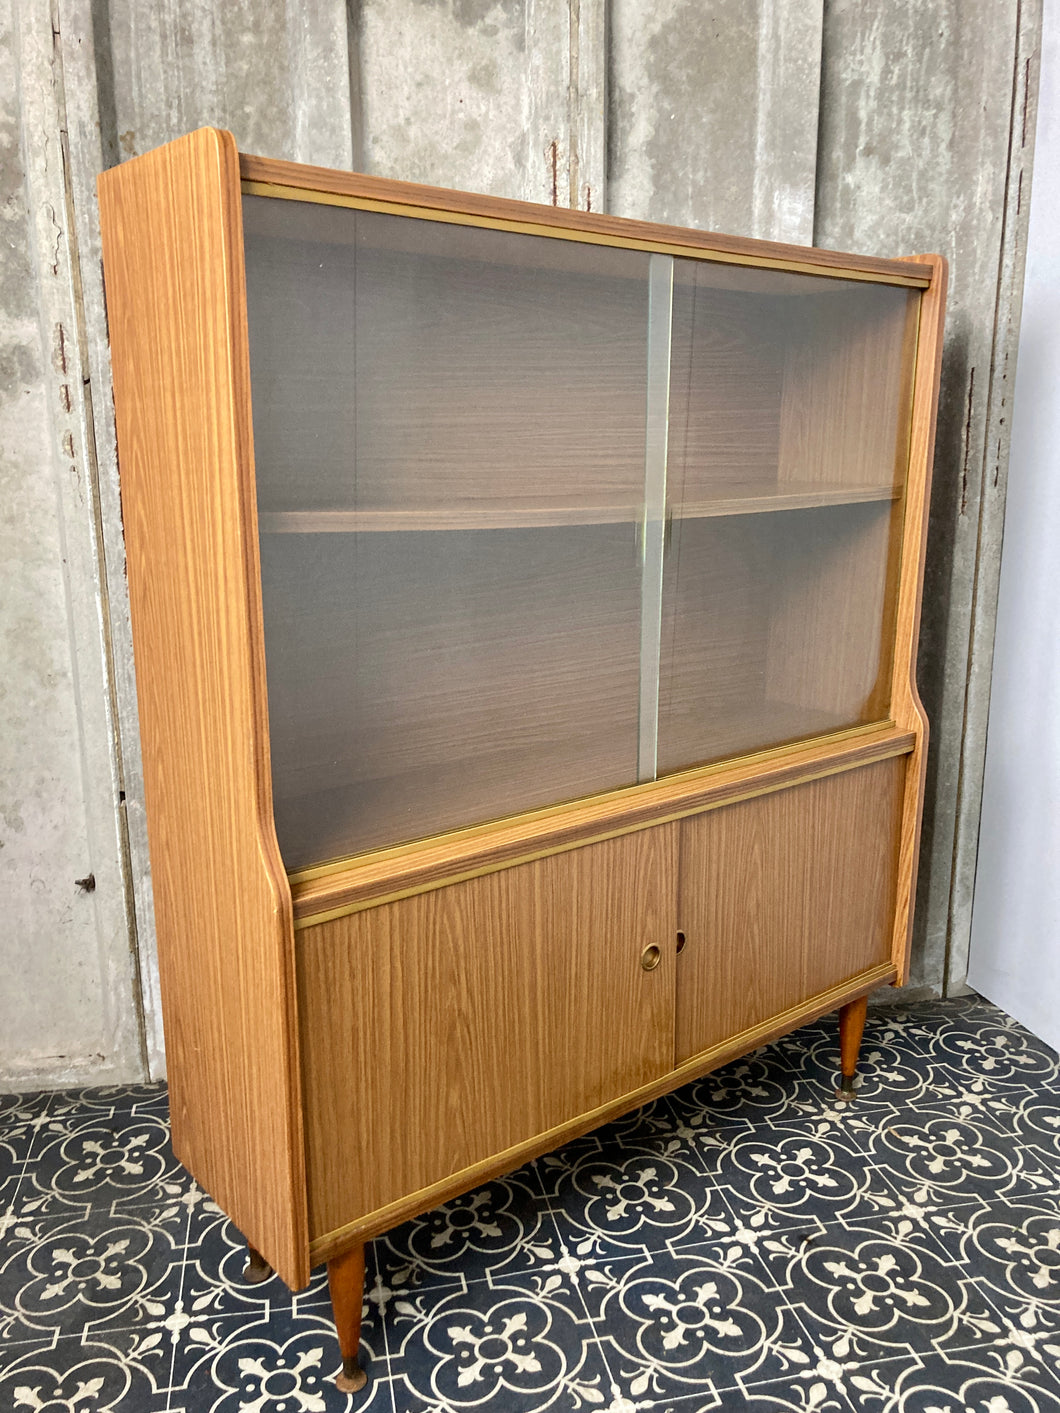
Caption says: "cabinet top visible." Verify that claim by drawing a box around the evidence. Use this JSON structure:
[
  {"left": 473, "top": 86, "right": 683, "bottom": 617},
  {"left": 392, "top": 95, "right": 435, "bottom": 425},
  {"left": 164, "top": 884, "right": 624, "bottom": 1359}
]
[
  {"left": 99, "top": 125, "right": 938, "bottom": 291},
  {"left": 238, "top": 147, "right": 935, "bottom": 289}
]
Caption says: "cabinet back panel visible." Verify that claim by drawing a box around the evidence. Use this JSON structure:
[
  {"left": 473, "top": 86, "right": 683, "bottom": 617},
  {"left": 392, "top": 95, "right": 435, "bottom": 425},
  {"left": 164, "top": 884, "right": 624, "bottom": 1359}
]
[
  {"left": 260, "top": 526, "right": 640, "bottom": 868},
  {"left": 667, "top": 261, "right": 918, "bottom": 502},
  {"left": 242, "top": 195, "right": 650, "bottom": 514},
  {"left": 657, "top": 505, "right": 899, "bottom": 776},
  {"left": 297, "top": 828, "right": 678, "bottom": 1239},
  {"left": 675, "top": 757, "right": 904, "bottom": 1063}
]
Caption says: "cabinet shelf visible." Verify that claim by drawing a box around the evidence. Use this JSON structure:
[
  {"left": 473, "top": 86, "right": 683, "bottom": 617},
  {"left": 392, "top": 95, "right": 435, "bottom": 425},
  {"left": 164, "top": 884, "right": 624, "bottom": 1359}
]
[{"left": 257, "top": 482, "right": 900, "bottom": 534}]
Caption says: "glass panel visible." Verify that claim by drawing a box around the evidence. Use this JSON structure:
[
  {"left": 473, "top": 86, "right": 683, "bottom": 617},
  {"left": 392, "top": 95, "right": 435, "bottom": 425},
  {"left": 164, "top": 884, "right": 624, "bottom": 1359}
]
[
  {"left": 242, "top": 195, "right": 650, "bottom": 868},
  {"left": 658, "top": 260, "right": 918, "bottom": 776}
]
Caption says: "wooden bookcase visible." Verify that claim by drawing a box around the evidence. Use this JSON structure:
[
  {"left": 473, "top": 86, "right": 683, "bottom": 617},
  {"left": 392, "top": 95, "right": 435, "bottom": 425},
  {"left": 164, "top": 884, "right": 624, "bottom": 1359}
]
[{"left": 98, "top": 127, "right": 946, "bottom": 1392}]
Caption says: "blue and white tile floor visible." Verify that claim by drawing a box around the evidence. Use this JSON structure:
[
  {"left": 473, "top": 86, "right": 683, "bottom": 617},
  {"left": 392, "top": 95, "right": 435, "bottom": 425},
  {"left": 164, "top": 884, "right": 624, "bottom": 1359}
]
[{"left": 2, "top": 995, "right": 1060, "bottom": 1411}]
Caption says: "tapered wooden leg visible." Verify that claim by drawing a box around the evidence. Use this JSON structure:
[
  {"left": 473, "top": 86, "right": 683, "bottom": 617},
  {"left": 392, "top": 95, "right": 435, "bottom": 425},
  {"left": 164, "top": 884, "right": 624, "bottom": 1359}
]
[
  {"left": 837, "top": 995, "right": 868, "bottom": 1101},
  {"left": 243, "top": 1244, "right": 272, "bottom": 1284},
  {"left": 328, "top": 1244, "right": 368, "bottom": 1394}
]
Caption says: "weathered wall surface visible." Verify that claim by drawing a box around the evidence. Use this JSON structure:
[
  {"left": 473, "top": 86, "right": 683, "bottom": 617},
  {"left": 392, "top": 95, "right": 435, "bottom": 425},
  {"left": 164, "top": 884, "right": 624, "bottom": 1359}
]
[
  {"left": 815, "top": 0, "right": 1039, "bottom": 997},
  {"left": 1, "top": 1, "right": 142, "bottom": 1084},
  {"left": 1, "top": 0, "right": 1039, "bottom": 1085}
]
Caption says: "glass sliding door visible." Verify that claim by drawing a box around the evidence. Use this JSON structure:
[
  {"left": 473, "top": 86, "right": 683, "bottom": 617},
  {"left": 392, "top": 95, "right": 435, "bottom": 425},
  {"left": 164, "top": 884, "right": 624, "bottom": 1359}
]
[
  {"left": 243, "top": 195, "right": 651, "bottom": 868},
  {"left": 243, "top": 191, "right": 922, "bottom": 869},
  {"left": 657, "top": 259, "right": 919, "bottom": 776}
]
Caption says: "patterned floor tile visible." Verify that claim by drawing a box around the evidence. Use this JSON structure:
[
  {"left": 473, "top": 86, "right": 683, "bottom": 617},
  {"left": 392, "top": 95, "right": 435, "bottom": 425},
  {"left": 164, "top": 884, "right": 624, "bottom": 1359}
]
[
  {"left": 0, "top": 1334, "right": 170, "bottom": 1411},
  {"left": 922, "top": 1193, "right": 1060, "bottom": 1318},
  {"left": 539, "top": 1141, "right": 731, "bottom": 1261},
  {"left": 385, "top": 1271, "right": 610, "bottom": 1412},
  {"left": 0, "top": 1205, "right": 187, "bottom": 1343},
  {"left": 584, "top": 1245, "right": 821, "bottom": 1404},
  {"left": 47, "top": 1083, "right": 171, "bottom": 1119},
  {"left": 165, "top": 1309, "right": 392, "bottom": 1413},
  {"left": 710, "top": 1113, "right": 897, "bottom": 1229},
  {"left": 855, "top": 1106, "right": 1058, "bottom": 1206},
  {"left": 859, "top": 1347, "right": 1060, "bottom": 1412},
  {"left": 761, "top": 1022, "right": 953, "bottom": 1114},
  {"left": 374, "top": 1166, "right": 561, "bottom": 1289},
  {"left": 906, "top": 1006, "right": 1060, "bottom": 1092},
  {"left": 756, "top": 1219, "right": 1009, "bottom": 1364},
  {"left": 19, "top": 1109, "right": 183, "bottom": 1215}
]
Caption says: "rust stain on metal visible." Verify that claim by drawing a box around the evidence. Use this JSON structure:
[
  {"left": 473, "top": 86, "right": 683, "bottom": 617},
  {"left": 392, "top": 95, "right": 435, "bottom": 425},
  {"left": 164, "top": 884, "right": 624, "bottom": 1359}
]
[
  {"left": 62, "top": 431, "right": 75, "bottom": 458},
  {"left": 75, "top": 874, "right": 96, "bottom": 893},
  {"left": 585, "top": 185, "right": 592, "bottom": 212},
  {"left": 53, "top": 323, "right": 68, "bottom": 375},
  {"left": 549, "top": 140, "right": 558, "bottom": 206},
  {"left": 960, "top": 368, "right": 976, "bottom": 517},
  {"left": 60, "top": 384, "right": 71, "bottom": 413}
]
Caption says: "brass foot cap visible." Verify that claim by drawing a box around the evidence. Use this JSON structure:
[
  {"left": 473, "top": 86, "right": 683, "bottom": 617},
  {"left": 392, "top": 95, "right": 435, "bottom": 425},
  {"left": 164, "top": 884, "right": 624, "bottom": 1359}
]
[{"left": 336, "top": 1362, "right": 368, "bottom": 1394}]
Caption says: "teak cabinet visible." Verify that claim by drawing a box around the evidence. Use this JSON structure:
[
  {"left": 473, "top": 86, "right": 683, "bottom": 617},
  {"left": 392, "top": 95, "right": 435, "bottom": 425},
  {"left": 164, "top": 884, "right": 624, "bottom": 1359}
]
[{"left": 98, "top": 128, "right": 946, "bottom": 1392}]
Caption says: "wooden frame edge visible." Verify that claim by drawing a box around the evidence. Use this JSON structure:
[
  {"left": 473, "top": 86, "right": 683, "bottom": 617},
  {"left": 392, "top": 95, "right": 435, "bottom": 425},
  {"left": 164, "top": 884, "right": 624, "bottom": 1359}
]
[
  {"left": 889, "top": 255, "right": 949, "bottom": 984},
  {"left": 221, "top": 130, "right": 312, "bottom": 1287},
  {"left": 291, "top": 728, "right": 917, "bottom": 926},
  {"left": 238, "top": 153, "right": 930, "bottom": 288},
  {"left": 307, "top": 961, "right": 896, "bottom": 1263}
]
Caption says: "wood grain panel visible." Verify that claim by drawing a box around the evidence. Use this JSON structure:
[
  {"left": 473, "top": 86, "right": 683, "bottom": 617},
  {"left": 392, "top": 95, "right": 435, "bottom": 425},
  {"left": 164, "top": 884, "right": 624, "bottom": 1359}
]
[
  {"left": 763, "top": 501, "right": 901, "bottom": 722},
  {"left": 777, "top": 285, "right": 920, "bottom": 490},
  {"left": 667, "top": 272, "right": 786, "bottom": 494},
  {"left": 676, "top": 757, "right": 904, "bottom": 1063},
  {"left": 238, "top": 151, "right": 933, "bottom": 286},
  {"left": 257, "top": 484, "right": 898, "bottom": 534},
  {"left": 97, "top": 129, "right": 308, "bottom": 1287},
  {"left": 308, "top": 957, "right": 895, "bottom": 1261},
  {"left": 889, "top": 256, "right": 948, "bottom": 981},
  {"left": 297, "top": 829, "right": 678, "bottom": 1240},
  {"left": 658, "top": 507, "right": 897, "bottom": 777}
]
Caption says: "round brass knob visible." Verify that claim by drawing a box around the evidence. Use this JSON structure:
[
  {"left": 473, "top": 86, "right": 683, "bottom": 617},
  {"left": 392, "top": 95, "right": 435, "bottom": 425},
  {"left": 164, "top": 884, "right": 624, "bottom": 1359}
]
[{"left": 640, "top": 943, "right": 662, "bottom": 971}]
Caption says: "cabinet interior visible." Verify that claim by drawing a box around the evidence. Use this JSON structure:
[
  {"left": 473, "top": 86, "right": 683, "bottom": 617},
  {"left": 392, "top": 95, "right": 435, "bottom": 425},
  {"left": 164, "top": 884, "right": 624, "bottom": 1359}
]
[{"left": 242, "top": 193, "right": 920, "bottom": 871}]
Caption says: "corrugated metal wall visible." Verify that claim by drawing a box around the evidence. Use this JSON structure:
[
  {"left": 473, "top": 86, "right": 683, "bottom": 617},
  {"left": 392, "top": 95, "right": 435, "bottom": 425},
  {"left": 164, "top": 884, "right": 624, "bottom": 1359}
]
[{"left": 1, "top": 0, "right": 1040, "bottom": 1085}]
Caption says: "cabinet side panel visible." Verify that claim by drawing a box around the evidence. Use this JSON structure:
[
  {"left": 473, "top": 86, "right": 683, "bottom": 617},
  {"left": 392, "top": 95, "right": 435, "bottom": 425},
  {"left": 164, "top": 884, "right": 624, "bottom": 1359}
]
[
  {"left": 890, "top": 258, "right": 948, "bottom": 982},
  {"left": 297, "top": 828, "right": 677, "bottom": 1240},
  {"left": 676, "top": 757, "right": 904, "bottom": 1063},
  {"left": 97, "top": 129, "right": 308, "bottom": 1286}
]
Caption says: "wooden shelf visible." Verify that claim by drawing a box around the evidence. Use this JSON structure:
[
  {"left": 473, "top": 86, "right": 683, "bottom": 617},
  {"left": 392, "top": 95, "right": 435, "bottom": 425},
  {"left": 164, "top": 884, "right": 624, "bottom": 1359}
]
[
  {"left": 658, "top": 699, "right": 855, "bottom": 779},
  {"left": 675, "top": 482, "right": 899, "bottom": 519},
  {"left": 272, "top": 728, "right": 638, "bottom": 871},
  {"left": 258, "top": 483, "right": 900, "bottom": 534}
]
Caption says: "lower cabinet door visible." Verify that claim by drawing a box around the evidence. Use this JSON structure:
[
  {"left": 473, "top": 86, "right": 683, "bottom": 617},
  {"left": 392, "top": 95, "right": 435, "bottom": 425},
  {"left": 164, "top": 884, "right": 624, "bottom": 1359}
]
[
  {"left": 675, "top": 756, "right": 904, "bottom": 1065},
  {"left": 297, "top": 826, "right": 677, "bottom": 1243}
]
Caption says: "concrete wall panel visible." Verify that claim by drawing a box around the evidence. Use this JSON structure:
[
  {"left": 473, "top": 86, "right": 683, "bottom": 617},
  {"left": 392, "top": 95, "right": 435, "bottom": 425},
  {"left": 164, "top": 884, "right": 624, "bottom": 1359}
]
[
  {"left": 356, "top": 0, "right": 602, "bottom": 206},
  {"left": 815, "top": 0, "right": 1039, "bottom": 996},
  {"left": 97, "top": 0, "right": 353, "bottom": 166},
  {"left": 608, "top": 0, "right": 822, "bottom": 241},
  {"left": 1, "top": 0, "right": 142, "bottom": 1084}
]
